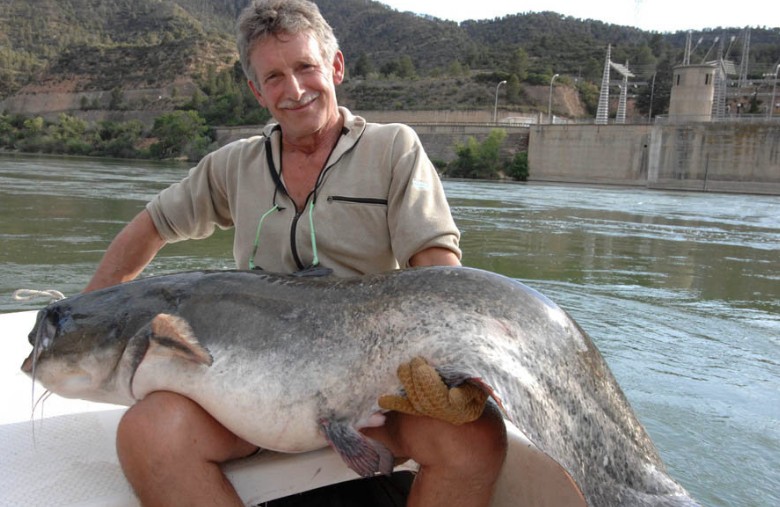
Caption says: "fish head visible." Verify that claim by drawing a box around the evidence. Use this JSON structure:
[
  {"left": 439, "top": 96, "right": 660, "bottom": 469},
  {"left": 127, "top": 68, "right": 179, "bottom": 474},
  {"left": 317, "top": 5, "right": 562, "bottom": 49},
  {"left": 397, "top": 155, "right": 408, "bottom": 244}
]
[
  {"left": 20, "top": 280, "right": 213, "bottom": 406},
  {"left": 21, "top": 296, "right": 138, "bottom": 405}
]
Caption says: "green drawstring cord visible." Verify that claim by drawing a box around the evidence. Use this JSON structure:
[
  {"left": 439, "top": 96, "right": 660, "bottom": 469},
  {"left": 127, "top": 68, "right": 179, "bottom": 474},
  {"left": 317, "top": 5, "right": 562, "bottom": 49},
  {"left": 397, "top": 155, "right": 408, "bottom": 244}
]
[
  {"left": 249, "top": 205, "right": 279, "bottom": 270},
  {"left": 249, "top": 202, "right": 320, "bottom": 270},
  {"left": 307, "top": 200, "right": 320, "bottom": 267}
]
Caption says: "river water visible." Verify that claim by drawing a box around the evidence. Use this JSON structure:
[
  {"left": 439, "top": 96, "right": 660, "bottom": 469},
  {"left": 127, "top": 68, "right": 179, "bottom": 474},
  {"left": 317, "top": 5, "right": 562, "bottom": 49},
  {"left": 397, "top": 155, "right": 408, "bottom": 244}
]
[{"left": 1, "top": 154, "right": 778, "bottom": 506}]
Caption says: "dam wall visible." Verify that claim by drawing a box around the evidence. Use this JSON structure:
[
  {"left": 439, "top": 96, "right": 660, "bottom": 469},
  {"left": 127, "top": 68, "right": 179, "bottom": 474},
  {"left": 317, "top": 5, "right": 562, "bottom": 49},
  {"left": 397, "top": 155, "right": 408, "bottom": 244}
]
[
  {"left": 647, "top": 121, "right": 780, "bottom": 194},
  {"left": 529, "top": 121, "right": 780, "bottom": 194},
  {"left": 528, "top": 125, "right": 652, "bottom": 186}
]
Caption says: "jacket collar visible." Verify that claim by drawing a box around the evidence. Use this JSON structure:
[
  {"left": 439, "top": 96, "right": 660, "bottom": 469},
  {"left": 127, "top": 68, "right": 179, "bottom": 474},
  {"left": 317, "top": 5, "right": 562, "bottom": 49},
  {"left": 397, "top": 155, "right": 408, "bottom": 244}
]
[{"left": 262, "top": 107, "right": 366, "bottom": 169}]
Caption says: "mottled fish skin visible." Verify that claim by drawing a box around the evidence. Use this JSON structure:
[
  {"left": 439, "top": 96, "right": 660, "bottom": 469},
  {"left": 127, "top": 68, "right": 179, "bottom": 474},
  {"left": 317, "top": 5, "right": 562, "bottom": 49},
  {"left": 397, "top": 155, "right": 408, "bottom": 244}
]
[{"left": 22, "top": 267, "right": 699, "bottom": 506}]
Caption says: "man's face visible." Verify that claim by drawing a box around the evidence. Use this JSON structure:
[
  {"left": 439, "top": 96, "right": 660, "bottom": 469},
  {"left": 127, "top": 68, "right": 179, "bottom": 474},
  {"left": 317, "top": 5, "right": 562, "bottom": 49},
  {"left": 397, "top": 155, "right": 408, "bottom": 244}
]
[{"left": 248, "top": 31, "right": 344, "bottom": 141}]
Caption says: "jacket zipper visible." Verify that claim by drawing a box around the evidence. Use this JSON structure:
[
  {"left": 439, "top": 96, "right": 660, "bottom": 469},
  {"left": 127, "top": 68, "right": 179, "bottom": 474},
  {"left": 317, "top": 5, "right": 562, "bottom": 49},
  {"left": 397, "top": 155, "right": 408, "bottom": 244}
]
[
  {"left": 290, "top": 209, "right": 305, "bottom": 270},
  {"left": 280, "top": 126, "right": 353, "bottom": 270}
]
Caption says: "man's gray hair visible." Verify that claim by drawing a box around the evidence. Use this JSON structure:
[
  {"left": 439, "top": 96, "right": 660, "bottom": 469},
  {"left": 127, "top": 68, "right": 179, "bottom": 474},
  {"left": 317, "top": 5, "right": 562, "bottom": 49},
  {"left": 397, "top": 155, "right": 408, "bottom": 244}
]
[{"left": 237, "top": 0, "right": 340, "bottom": 86}]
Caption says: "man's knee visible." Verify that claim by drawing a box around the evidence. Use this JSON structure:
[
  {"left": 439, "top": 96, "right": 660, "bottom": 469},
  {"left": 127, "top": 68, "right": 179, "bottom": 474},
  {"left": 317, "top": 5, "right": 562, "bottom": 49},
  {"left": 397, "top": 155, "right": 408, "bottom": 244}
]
[
  {"left": 116, "top": 392, "right": 197, "bottom": 466},
  {"left": 117, "top": 391, "right": 258, "bottom": 469}
]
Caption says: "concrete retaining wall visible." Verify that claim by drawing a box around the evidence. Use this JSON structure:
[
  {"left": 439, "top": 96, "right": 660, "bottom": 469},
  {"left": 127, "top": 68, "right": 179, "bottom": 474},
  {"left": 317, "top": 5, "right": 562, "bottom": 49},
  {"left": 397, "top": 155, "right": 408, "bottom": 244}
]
[
  {"left": 648, "top": 122, "right": 780, "bottom": 194},
  {"left": 412, "top": 124, "right": 529, "bottom": 163},
  {"left": 529, "top": 121, "right": 780, "bottom": 194},
  {"left": 528, "top": 125, "right": 652, "bottom": 186}
]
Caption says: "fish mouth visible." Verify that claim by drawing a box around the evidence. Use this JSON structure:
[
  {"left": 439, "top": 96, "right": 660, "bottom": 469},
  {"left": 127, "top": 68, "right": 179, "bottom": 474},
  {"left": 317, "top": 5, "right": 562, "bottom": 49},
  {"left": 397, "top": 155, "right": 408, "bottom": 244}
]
[
  {"left": 21, "top": 352, "right": 35, "bottom": 375},
  {"left": 22, "top": 308, "right": 55, "bottom": 379}
]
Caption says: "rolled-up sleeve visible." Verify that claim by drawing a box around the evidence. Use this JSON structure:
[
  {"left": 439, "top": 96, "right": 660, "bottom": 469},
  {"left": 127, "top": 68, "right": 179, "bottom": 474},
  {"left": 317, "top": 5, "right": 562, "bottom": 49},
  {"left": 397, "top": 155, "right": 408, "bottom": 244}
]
[
  {"left": 146, "top": 150, "right": 234, "bottom": 243},
  {"left": 386, "top": 125, "right": 461, "bottom": 267}
]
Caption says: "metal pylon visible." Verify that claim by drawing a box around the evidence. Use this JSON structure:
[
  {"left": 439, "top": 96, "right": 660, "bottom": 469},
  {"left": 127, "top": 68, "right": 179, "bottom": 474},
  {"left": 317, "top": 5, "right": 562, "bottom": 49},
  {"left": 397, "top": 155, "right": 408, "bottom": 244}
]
[
  {"left": 712, "top": 65, "right": 727, "bottom": 119},
  {"left": 738, "top": 28, "right": 750, "bottom": 88},
  {"left": 596, "top": 45, "right": 611, "bottom": 125},
  {"left": 712, "top": 41, "right": 727, "bottom": 120},
  {"left": 616, "top": 67, "right": 629, "bottom": 124}
]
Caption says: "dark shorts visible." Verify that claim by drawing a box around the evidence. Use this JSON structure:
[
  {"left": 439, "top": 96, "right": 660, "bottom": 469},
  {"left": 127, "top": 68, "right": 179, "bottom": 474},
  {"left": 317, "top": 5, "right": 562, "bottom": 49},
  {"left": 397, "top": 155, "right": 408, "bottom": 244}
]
[{"left": 263, "top": 471, "right": 414, "bottom": 506}]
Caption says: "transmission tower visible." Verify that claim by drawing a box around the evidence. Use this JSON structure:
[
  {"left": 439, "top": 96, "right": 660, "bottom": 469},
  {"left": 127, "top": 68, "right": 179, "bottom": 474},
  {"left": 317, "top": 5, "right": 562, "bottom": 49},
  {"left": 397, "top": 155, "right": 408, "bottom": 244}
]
[
  {"left": 712, "top": 40, "right": 728, "bottom": 119},
  {"left": 596, "top": 45, "right": 612, "bottom": 124},
  {"left": 596, "top": 45, "right": 635, "bottom": 125},
  {"left": 739, "top": 28, "right": 751, "bottom": 87},
  {"left": 616, "top": 62, "right": 630, "bottom": 124}
]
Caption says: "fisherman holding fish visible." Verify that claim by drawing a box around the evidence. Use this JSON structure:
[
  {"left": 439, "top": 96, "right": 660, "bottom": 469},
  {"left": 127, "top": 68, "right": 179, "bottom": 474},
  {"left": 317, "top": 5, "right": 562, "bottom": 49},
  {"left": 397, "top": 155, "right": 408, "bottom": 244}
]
[{"left": 83, "top": 0, "right": 507, "bottom": 505}]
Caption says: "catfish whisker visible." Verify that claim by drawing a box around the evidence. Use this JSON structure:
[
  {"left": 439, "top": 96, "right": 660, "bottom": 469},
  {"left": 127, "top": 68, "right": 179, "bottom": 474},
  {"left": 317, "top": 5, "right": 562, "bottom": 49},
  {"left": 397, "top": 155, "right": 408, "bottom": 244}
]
[
  {"left": 29, "top": 389, "right": 53, "bottom": 447},
  {"left": 32, "top": 389, "right": 54, "bottom": 415}
]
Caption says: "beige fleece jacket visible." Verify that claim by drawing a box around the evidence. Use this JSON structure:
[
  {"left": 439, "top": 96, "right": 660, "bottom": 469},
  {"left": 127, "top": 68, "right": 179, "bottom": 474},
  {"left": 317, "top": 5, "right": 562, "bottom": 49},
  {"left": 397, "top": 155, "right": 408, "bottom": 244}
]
[{"left": 146, "top": 108, "right": 461, "bottom": 276}]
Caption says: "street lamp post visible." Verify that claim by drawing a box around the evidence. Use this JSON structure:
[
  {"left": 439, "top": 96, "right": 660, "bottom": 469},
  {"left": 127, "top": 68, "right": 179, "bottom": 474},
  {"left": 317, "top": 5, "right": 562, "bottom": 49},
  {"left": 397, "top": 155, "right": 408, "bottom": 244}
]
[
  {"left": 770, "top": 63, "right": 780, "bottom": 118},
  {"left": 548, "top": 74, "right": 559, "bottom": 124},
  {"left": 493, "top": 80, "right": 507, "bottom": 124},
  {"left": 648, "top": 72, "right": 657, "bottom": 122}
]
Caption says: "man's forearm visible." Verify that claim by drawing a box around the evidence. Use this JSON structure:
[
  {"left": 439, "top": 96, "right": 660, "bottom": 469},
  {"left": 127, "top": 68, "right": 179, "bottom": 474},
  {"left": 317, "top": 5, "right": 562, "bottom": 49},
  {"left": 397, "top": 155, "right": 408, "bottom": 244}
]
[
  {"left": 84, "top": 210, "right": 166, "bottom": 292},
  {"left": 409, "top": 247, "right": 461, "bottom": 268}
]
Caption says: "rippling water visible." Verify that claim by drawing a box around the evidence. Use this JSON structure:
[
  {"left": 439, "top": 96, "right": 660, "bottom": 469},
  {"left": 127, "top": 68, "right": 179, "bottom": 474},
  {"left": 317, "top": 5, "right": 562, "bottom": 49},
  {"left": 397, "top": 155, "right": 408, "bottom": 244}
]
[{"left": 1, "top": 155, "right": 778, "bottom": 506}]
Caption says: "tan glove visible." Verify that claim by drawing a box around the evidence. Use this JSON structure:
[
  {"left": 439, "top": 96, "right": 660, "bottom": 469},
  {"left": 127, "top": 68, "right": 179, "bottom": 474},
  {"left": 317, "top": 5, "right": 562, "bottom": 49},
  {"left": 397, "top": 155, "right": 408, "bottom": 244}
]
[{"left": 378, "top": 357, "right": 489, "bottom": 425}]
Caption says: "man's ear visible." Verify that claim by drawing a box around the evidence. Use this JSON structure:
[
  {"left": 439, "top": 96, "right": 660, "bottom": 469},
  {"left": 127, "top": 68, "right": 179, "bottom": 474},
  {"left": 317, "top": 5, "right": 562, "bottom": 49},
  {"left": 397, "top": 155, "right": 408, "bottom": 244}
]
[
  {"left": 332, "top": 50, "right": 345, "bottom": 85},
  {"left": 248, "top": 80, "right": 267, "bottom": 108}
]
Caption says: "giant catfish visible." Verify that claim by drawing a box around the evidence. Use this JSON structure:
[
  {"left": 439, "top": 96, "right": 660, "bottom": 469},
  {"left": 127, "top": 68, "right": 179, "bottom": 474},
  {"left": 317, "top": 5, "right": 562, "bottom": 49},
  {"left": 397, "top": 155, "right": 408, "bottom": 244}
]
[{"left": 21, "top": 266, "right": 699, "bottom": 506}]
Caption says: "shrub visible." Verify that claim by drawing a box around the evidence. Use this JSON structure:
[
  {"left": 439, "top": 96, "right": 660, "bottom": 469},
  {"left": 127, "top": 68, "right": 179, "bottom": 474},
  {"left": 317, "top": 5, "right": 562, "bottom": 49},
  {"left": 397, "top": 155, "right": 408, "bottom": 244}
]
[{"left": 507, "top": 151, "right": 529, "bottom": 181}]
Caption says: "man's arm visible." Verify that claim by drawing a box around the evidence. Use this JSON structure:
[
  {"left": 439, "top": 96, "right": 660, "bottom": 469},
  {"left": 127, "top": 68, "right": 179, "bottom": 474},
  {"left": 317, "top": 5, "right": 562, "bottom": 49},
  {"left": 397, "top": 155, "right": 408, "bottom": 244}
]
[
  {"left": 409, "top": 246, "right": 461, "bottom": 267},
  {"left": 84, "top": 209, "right": 166, "bottom": 292}
]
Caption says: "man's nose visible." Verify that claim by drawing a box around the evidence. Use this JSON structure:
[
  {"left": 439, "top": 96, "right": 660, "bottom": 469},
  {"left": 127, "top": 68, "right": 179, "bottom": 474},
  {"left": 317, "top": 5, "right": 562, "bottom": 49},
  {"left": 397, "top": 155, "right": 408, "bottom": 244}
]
[{"left": 283, "top": 75, "right": 304, "bottom": 100}]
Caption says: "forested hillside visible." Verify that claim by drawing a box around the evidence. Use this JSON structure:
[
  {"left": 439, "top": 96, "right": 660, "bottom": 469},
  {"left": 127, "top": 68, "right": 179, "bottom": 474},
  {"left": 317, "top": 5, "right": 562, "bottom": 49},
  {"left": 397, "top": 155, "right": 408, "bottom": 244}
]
[{"left": 1, "top": 0, "right": 778, "bottom": 114}]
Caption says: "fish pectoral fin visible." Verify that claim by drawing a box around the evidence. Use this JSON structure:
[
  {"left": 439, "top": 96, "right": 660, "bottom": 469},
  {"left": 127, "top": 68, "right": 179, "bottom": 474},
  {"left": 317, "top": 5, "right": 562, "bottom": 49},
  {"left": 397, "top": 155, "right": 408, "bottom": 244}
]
[
  {"left": 148, "top": 314, "right": 213, "bottom": 366},
  {"left": 319, "top": 418, "right": 394, "bottom": 478},
  {"left": 378, "top": 357, "right": 493, "bottom": 425}
]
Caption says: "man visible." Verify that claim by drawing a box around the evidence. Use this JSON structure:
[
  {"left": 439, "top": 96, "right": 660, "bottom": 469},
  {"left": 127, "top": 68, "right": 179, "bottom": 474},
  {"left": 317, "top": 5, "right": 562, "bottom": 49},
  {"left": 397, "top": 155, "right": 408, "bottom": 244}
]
[{"left": 85, "top": 1, "right": 507, "bottom": 505}]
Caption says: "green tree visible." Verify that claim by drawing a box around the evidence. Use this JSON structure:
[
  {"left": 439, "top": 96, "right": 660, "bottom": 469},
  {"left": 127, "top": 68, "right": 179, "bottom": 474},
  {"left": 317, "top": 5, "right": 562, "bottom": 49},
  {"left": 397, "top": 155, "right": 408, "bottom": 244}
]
[
  {"left": 0, "top": 113, "right": 15, "bottom": 148},
  {"left": 507, "top": 152, "right": 529, "bottom": 181},
  {"left": 577, "top": 81, "right": 600, "bottom": 117},
  {"left": 51, "top": 113, "right": 87, "bottom": 140},
  {"left": 634, "top": 55, "right": 674, "bottom": 118},
  {"left": 380, "top": 56, "right": 416, "bottom": 79},
  {"left": 150, "top": 110, "right": 210, "bottom": 160},
  {"left": 353, "top": 53, "right": 374, "bottom": 78},
  {"left": 506, "top": 74, "right": 522, "bottom": 104},
  {"left": 48, "top": 113, "right": 94, "bottom": 155},
  {"left": 96, "top": 119, "right": 145, "bottom": 158},
  {"left": 23, "top": 116, "right": 45, "bottom": 135},
  {"left": 109, "top": 87, "right": 125, "bottom": 110},
  {"left": 508, "top": 48, "right": 529, "bottom": 81},
  {"left": 397, "top": 55, "right": 416, "bottom": 79},
  {"left": 205, "top": 64, "right": 218, "bottom": 95},
  {"left": 447, "top": 60, "right": 465, "bottom": 77},
  {"left": 447, "top": 129, "right": 507, "bottom": 179}
]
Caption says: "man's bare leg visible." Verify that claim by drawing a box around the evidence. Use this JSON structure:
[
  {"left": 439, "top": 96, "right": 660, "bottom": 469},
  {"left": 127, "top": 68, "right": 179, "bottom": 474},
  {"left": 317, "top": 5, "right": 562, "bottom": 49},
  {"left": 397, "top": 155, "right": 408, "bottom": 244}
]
[
  {"left": 118, "top": 391, "right": 506, "bottom": 507},
  {"left": 363, "top": 402, "right": 508, "bottom": 507},
  {"left": 116, "top": 391, "right": 258, "bottom": 507}
]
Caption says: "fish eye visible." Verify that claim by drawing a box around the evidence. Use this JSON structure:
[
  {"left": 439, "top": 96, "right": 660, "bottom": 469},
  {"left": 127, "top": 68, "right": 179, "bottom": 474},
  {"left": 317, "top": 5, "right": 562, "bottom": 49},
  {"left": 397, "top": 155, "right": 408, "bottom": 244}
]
[{"left": 47, "top": 305, "right": 76, "bottom": 336}]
